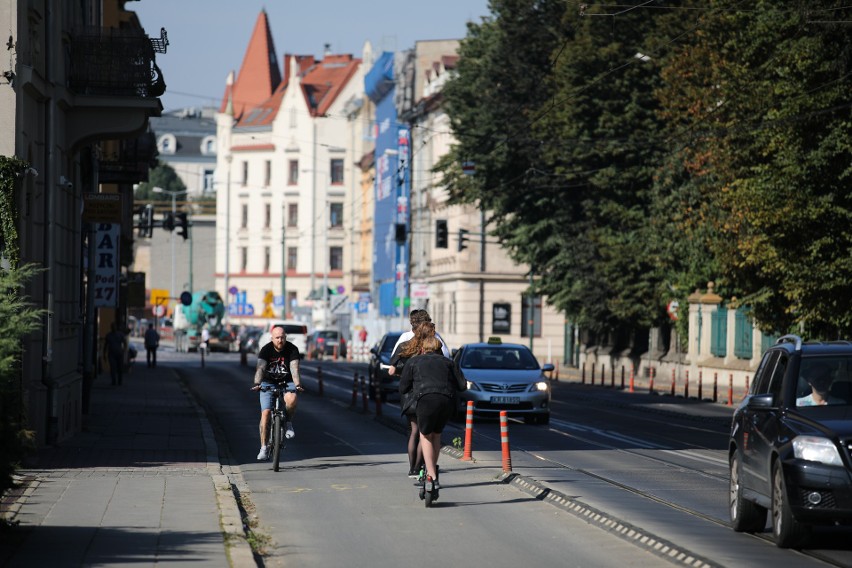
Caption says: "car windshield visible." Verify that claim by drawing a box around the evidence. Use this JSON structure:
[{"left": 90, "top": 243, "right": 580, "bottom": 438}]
[
  {"left": 796, "top": 356, "right": 852, "bottom": 407},
  {"left": 318, "top": 331, "right": 338, "bottom": 340},
  {"left": 282, "top": 324, "right": 306, "bottom": 335},
  {"left": 380, "top": 334, "right": 402, "bottom": 354},
  {"left": 461, "top": 346, "right": 539, "bottom": 370}
]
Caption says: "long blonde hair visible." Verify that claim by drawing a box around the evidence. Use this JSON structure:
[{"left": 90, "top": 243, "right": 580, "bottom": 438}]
[{"left": 399, "top": 321, "right": 436, "bottom": 358}]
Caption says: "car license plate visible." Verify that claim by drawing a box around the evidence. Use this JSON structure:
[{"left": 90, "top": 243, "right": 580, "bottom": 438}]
[{"left": 490, "top": 396, "right": 520, "bottom": 404}]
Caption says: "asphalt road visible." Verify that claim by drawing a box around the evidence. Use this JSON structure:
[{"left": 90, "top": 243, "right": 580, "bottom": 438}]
[{"left": 160, "top": 347, "right": 852, "bottom": 567}]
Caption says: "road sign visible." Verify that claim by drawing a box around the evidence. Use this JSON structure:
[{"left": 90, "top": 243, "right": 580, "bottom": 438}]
[
  {"left": 667, "top": 300, "right": 679, "bottom": 321},
  {"left": 150, "top": 288, "right": 169, "bottom": 307},
  {"left": 153, "top": 304, "right": 166, "bottom": 317},
  {"left": 330, "top": 295, "right": 349, "bottom": 315}
]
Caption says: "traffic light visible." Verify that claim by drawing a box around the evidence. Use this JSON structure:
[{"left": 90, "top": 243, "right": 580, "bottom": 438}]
[
  {"left": 458, "top": 228, "right": 470, "bottom": 252},
  {"left": 395, "top": 223, "right": 407, "bottom": 243},
  {"left": 435, "top": 219, "right": 448, "bottom": 248},
  {"left": 176, "top": 212, "right": 189, "bottom": 240},
  {"left": 162, "top": 212, "right": 175, "bottom": 232}
]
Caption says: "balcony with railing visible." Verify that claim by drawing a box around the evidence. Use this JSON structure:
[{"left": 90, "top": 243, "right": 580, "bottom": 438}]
[{"left": 67, "top": 27, "right": 168, "bottom": 98}]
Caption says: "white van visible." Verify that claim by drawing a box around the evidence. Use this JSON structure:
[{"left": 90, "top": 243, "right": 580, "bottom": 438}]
[{"left": 257, "top": 320, "right": 309, "bottom": 357}]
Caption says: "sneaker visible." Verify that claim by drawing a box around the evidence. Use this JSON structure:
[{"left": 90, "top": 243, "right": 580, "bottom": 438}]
[
  {"left": 408, "top": 467, "right": 420, "bottom": 478},
  {"left": 285, "top": 422, "right": 295, "bottom": 439},
  {"left": 257, "top": 446, "right": 269, "bottom": 460}
]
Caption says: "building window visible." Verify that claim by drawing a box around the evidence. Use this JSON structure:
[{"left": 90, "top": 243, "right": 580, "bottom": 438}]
[
  {"left": 240, "top": 247, "right": 248, "bottom": 272},
  {"left": 329, "top": 246, "right": 343, "bottom": 271},
  {"left": 329, "top": 202, "right": 343, "bottom": 228},
  {"left": 330, "top": 158, "right": 344, "bottom": 185},
  {"left": 203, "top": 169, "right": 214, "bottom": 192},
  {"left": 287, "top": 247, "right": 298, "bottom": 270},
  {"left": 288, "top": 160, "right": 299, "bottom": 185},
  {"left": 520, "top": 294, "right": 542, "bottom": 338},
  {"left": 241, "top": 161, "right": 248, "bottom": 186},
  {"left": 264, "top": 203, "right": 271, "bottom": 229},
  {"left": 289, "top": 108, "right": 297, "bottom": 129},
  {"left": 264, "top": 246, "right": 271, "bottom": 273},
  {"left": 263, "top": 160, "right": 271, "bottom": 187},
  {"left": 287, "top": 203, "right": 298, "bottom": 227},
  {"left": 241, "top": 204, "right": 248, "bottom": 229}
]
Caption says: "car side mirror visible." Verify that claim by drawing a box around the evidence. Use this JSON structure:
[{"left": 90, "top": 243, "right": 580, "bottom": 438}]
[
  {"left": 747, "top": 393, "right": 774, "bottom": 409},
  {"left": 370, "top": 346, "right": 377, "bottom": 355},
  {"left": 542, "top": 363, "right": 555, "bottom": 372}
]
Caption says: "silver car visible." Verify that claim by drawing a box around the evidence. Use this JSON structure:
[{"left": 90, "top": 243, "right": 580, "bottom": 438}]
[{"left": 455, "top": 339, "right": 553, "bottom": 424}]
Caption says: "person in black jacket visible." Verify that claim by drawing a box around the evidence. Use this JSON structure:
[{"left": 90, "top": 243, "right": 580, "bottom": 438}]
[
  {"left": 391, "top": 321, "right": 431, "bottom": 477},
  {"left": 399, "top": 333, "right": 467, "bottom": 495}
]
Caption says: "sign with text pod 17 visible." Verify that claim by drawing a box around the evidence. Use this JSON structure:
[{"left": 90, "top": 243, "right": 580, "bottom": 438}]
[{"left": 94, "top": 223, "right": 120, "bottom": 308}]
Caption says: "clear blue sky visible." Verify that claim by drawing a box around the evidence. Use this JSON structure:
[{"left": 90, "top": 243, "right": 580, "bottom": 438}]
[{"left": 132, "top": 1, "right": 492, "bottom": 113}]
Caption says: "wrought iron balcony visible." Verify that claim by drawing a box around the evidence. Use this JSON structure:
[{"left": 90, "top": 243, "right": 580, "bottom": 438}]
[
  {"left": 67, "top": 27, "right": 168, "bottom": 98},
  {"left": 98, "top": 131, "right": 158, "bottom": 184}
]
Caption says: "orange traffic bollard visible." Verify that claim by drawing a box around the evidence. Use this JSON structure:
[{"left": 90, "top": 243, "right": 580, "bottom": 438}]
[
  {"left": 629, "top": 364, "right": 635, "bottom": 393},
  {"left": 500, "top": 411, "right": 512, "bottom": 473},
  {"left": 727, "top": 373, "right": 734, "bottom": 406},
  {"left": 462, "top": 401, "right": 474, "bottom": 461}
]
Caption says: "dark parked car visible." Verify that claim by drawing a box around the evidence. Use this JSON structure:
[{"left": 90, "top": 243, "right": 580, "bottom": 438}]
[
  {"left": 238, "top": 326, "right": 264, "bottom": 354},
  {"left": 368, "top": 331, "right": 404, "bottom": 401},
  {"left": 728, "top": 334, "right": 852, "bottom": 547},
  {"left": 453, "top": 337, "right": 553, "bottom": 424},
  {"left": 306, "top": 329, "right": 347, "bottom": 359}
]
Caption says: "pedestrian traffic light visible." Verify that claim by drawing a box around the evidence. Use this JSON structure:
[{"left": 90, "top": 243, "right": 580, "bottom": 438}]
[
  {"left": 176, "top": 212, "right": 189, "bottom": 240},
  {"left": 162, "top": 212, "right": 175, "bottom": 232},
  {"left": 435, "top": 219, "right": 448, "bottom": 248},
  {"left": 458, "top": 228, "right": 469, "bottom": 252},
  {"left": 395, "top": 223, "right": 407, "bottom": 243}
]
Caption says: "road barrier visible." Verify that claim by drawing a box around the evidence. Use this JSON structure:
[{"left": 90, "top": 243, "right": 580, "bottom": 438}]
[
  {"left": 620, "top": 365, "right": 625, "bottom": 390},
  {"left": 713, "top": 372, "right": 718, "bottom": 402},
  {"left": 698, "top": 371, "right": 703, "bottom": 400},
  {"left": 374, "top": 379, "right": 382, "bottom": 416},
  {"left": 684, "top": 370, "right": 690, "bottom": 399},
  {"left": 649, "top": 366, "right": 656, "bottom": 394},
  {"left": 462, "top": 401, "right": 474, "bottom": 461},
  {"left": 500, "top": 411, "right": 512, "bottom": 473},
  {"left": 670, "top": 368, "right": 676, "bottom": 396},
  {"left": 629, "top": 364, "right": 635, "bottom": 393}
]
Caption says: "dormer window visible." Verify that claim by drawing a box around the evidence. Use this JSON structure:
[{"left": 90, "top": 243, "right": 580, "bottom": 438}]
[
  {"left": 158, "top": 134, "right": 177, "bottom": 155},
  {"left": 200, "top": 135, "right": 217, "bottom": 155}
]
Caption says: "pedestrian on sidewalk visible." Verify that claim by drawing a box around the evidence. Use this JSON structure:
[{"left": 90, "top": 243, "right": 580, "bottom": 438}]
[
  {"left": 104, "top": 322, "right": 126, "bottom": 386},
  {"left": 144, "top": 323, "right": 160, "bottom": 368}
]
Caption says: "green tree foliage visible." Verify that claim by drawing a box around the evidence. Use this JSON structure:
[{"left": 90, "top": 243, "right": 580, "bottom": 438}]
[
  {"left": 656, "top": 1, "right": 852, "bottom": 337},
  {"left": 134, "top": 161, "right": 186, "bottom": 202},
  {"left": 0, "top": 264, "right": 45, "bottom": 504},
  {"left": 441, "top": 1, "right": 852, "bottom": 339}
]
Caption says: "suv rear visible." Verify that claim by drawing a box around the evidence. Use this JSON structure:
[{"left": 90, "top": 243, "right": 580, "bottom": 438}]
[
  {"left": 368, "top": 331, "right": 403, "bottom": 401},
  {"left": 257, "top": 320, "right": 308, "bottom": 357},
  {"left": 728, "top": 334, "right": 852, "bottom": 547}
]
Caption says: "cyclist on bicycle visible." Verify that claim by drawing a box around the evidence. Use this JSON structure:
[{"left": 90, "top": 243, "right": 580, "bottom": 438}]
[{"left": 251, "top": 324, "right": 304, "bottom": 460}]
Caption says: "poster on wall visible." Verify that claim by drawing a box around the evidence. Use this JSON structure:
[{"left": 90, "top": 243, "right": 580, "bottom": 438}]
[{"left": 492, "top": 303, "right": 511, "bottom": 334}]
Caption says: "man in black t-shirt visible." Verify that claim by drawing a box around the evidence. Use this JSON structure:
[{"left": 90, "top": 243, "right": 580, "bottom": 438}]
[{"left": 251, "top": 325, "right": 303, "bottom": 460}]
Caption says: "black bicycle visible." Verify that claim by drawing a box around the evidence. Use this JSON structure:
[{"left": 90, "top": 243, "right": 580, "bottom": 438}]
[{"left": 259, "top": 383, "right": 296, "bottom": 471}]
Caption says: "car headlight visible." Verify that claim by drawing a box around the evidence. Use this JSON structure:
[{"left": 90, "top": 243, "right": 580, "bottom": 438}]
[
  {"left": 528, "top": 381, "right": 549, "bottom": 392},
  {"left": 466, "top": 381, "right": 481, "bottom": 391},
  {"left": 792, "top": 436, "right": 844, "bottom": 466}
]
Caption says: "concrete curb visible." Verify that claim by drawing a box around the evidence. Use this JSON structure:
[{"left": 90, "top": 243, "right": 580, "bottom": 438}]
[
  {"left": 499, "top": 472, "right": 721, "bottom": 568},
  {"left": 179, "top": 373, "right": 257, "bottom": 568}
]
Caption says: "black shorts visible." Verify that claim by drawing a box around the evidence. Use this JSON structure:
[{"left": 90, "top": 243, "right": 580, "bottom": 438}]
[{"left": 415, "top": 393, "right": 453, "bottom": 435}]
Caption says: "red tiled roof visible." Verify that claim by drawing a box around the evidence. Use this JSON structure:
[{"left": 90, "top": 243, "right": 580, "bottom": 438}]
[{"left": 218, "top": 10, "right": 281, "bottom": 120}]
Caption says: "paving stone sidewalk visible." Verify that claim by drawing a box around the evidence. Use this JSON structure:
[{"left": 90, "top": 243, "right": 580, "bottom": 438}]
[{"left": 0, "top": 355, "right": 246, "bottom": 568}]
